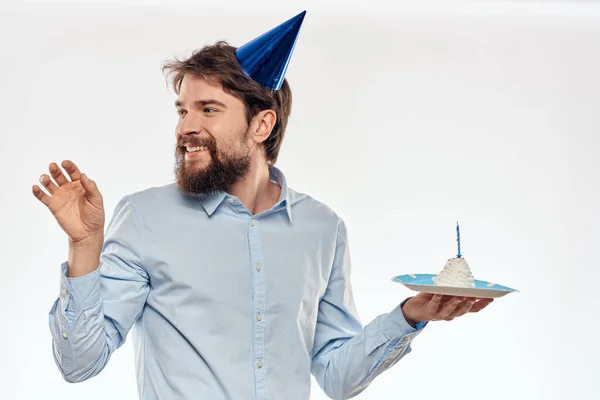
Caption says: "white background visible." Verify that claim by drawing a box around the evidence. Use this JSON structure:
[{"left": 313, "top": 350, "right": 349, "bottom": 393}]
[{"left": 1, "top": 0, "right": 598, "bottom": 399}]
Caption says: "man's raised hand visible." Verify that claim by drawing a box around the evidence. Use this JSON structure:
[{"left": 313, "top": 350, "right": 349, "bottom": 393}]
[{"left": 32, "top": 160, "right": 105, "bottom": 246}]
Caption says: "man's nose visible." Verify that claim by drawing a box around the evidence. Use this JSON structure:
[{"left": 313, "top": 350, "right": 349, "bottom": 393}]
[{"left": 177, "top": 116, "right": 204, "bottom": 136}]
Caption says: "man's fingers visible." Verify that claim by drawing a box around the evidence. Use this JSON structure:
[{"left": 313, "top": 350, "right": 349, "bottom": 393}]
[
  {"left": 32, "top": 184, "right": 51, "bottom": 207},
  {"left": 446, "top": 298, "right": 475, "bottom": 319},
  {"left": 49, "top": 162, "right": 69, "bottom": 185},
  {"left": 469, "top": 298, "right": 494, "bottom": 313},
  {"left": 39, "top": 174, "right": 58, "bottom": 194},
  {"left": 62, "top": 160, "right": 82, "bottom": 181},
  {"left": 439, "top": 295, "right": 456, "bottom": 304},
  {"left": 425, "top": 294, "right": 443, "bottom": 314},
  {"left": 438, "top": 297, "right": 465, "bottom": 319},
  {"left": 415, "top": 293, "right": 435, "bottom": 303}
]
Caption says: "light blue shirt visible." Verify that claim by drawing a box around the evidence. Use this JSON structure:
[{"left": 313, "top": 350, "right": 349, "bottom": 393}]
[{"left": 48, "top": 166, "right": 426, "bottom": 400}]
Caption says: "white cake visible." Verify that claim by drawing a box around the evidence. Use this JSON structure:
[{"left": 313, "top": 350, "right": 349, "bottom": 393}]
[{"left": 432, "top": 257, "right": 476, "bottom": 288}]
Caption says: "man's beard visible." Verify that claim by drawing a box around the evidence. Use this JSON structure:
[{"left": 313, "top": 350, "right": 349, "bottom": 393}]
[{"left": 174, "top": 133, "right": 252, "bottom": 196}]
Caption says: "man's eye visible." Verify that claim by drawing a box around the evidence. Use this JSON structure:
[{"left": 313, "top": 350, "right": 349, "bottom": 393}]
[
  {"left": 204, "top": 108, "right": 217, "bottom": 113},
  {"left": 177, "top": 109, "right": 187, "bottom": 116}
]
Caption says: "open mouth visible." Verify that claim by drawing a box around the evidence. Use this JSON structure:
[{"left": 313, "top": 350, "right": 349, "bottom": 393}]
[
  {"left": 185, "top": 145, "right": 209, "bottom": 153},
  {"left": 183, "top": 144, "right": 211, "bottom": 160}
]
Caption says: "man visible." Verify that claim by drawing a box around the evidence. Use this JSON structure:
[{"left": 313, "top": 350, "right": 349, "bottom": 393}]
[{"left": 32, "top": 11, "right": 492, "bottom": 400}]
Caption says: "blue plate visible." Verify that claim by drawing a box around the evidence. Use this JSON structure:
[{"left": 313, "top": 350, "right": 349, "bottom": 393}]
[{"left": 392, "top": 273, "right": 518, "bottom": 298}]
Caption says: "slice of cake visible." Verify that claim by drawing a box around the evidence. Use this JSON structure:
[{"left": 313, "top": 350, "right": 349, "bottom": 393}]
[{"left": 432, "top": 257, "right": 476, "bottom": 288}]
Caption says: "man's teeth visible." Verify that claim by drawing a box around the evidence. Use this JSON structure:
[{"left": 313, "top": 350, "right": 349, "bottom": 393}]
[{"left": 185, "top": 145, "right": 208, "bottom": 152}]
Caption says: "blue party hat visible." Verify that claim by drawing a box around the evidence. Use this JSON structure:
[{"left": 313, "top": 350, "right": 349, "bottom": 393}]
[{"left": 235, "top": 10, "right": 306, "bottom": 90}]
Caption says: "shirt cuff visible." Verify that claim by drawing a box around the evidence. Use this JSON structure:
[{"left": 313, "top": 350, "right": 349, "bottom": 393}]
[
  {"left": 379, "top": 297, "right": 428, "bottom": 342},
  {"left": 60, "top": 261, "right": 102, "bottom": 310}
]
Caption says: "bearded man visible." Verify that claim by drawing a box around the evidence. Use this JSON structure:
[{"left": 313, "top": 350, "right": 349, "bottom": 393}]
[{"left": 33, "top": 11, "right": 492, "bottom": 400}]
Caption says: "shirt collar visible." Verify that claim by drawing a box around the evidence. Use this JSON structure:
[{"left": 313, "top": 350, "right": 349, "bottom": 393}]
[
  {"left": 269, "top": 165, "right": 293, "bottom": 222},
  {"left": 199, "top": 190, "right": 228, "bottom": 216},
  {"left": 199, "top": 165, "right": 292, "bottom": 222}
]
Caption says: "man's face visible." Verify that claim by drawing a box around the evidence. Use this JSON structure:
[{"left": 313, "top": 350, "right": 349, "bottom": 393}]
[{"left": 174, "top": 74, "right": 253, "bottom": 195}]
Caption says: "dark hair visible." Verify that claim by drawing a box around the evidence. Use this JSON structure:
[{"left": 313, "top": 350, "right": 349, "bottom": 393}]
[{"left": 161, "top": 41, "right": 292, "bottom": 165}]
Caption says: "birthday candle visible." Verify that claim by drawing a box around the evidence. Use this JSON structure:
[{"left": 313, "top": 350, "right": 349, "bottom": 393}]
[{"left": 456, "top": 221, "right": 462, "bottom": 258}]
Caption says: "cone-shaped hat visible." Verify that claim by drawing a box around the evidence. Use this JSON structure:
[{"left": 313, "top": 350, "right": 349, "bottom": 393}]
[{"left": 235, "top": 11, "right": 306, "bottom": 90}]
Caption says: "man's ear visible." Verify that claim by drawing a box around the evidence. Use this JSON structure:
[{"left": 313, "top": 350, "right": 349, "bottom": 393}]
[{"left": 251, "top": 109, "right": 277, "bottom": 144}]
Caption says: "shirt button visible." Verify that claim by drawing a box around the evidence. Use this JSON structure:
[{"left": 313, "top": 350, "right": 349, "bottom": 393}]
[
  {"left": 62, "top": 332, "right": 68, "bottom": 339},
  {"left": 256, "top": 313, "right": 262, "bottom": 321},
  {"left": 62, "top": 288, "right": 68, "bottom": 296},
  {"left": 256, "top": 263, "right": 262, "bottom": 271},
  {"left": 227, "top": 198, "right": 234, "bottom": 203},
  {"left": 257, "top": 360, "right": 263, "bottom": 368},
  {"left": 251, "top": 219, "right": 256, "bottom": 226}
]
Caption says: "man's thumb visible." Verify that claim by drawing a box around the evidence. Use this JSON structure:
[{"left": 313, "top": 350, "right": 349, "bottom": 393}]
[{"left": 81, "top": 174, "right": 100, "bottom": 198}]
